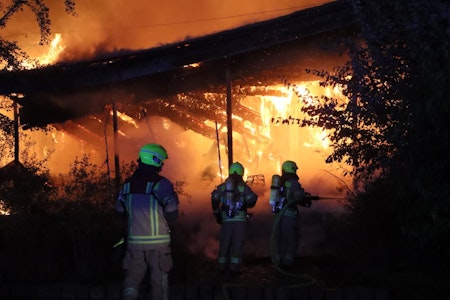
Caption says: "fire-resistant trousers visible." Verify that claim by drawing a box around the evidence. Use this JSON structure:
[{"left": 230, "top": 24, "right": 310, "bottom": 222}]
[
  {"left": 122, "top": 246, "right": 172, "bottom": 300},
  {"left": 218, "top": 221, "right": 247, "bottom": 272},
  {"left": 273, "top": 213, "right": 299, "bottom": 267}
]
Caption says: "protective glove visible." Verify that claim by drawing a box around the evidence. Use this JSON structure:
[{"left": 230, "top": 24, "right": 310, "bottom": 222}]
[
  {"left": 305, "top": 198, "right": 312, "bottom": 207},
  {"left": 299, "top": 197, "right": 312, "bottom": 207},
  {"left": 214, "top": 212, "right": 222, "bottom": 224},
  {"left": 272, "top": 206, "right": 280, "bottom": 214}
]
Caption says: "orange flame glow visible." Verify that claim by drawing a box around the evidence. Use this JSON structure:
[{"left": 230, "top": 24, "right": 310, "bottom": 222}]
[
  {"left": 20, "top": 34, "right": 65, "bottom": 69},
  {"left": 38, "top": 33, "right": 65, "bottom": 65},
  {"left": 0, "top": 201, "right": 11, "bottom": 215}
]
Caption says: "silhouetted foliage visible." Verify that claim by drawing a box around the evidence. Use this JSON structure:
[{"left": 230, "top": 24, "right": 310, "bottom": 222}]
[
  {"left": 0, "top": 108, "right": 14, "bottom": 163},
  {"left": 0, "top": 161, "right": 50, "bottom": 215},
  {"left": 0, "top": 153, "right": 195, "bottom": 283},
  {"left": 0, "top": 1, "right": 77, "bottom": 175},
  {"left": 302, "top": 0, "right": 450, "bottom": 280},
  {"left": 50, "top": 154, "right": 115, "bottom": 209},
  {"left": 0, "top": 0, "right": 76, "bottom": 70},
  {"left": 0, "top": 155, "right": 124, "bottom": 282}
]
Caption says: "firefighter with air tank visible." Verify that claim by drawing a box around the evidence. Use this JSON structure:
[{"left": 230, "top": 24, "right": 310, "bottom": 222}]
[
  {"left": 270, "top": 160, "right": 316, "bottom": 269},
  {"left": 211, "top": 162, "right": 258, "bottom": 274},
  {"left": 115, "top": 144, "right": 179, "bottom": 300}
]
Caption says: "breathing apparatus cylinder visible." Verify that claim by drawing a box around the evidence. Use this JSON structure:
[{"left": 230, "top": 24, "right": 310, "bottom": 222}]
[
  {"left": 270, "top": 174, "right": 282, "bottom": 213},
  {"left": 224, "top": 177, "right": 237, "bottom": 218}
]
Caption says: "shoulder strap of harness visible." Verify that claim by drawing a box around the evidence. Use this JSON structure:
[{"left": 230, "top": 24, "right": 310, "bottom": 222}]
[
  {"left": 146, "top": 175, "right": 163, "bottom": 200},
  {"left": 123, "top": 174, "right": 163, "bottom": 195}
]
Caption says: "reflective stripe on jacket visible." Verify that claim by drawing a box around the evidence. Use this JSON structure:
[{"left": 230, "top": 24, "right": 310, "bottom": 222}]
[{"left": 116, "top": 177, "right": 178, "bottom": 250}]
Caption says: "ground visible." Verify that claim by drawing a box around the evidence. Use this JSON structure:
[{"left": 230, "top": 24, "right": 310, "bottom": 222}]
[{"left": 170, "top": 253, "right": 450, "bottom": 299}]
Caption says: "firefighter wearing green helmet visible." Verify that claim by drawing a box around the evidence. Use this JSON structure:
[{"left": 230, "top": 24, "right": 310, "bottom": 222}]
[
  {"left": 211, "top": 161, "right": 258, "bottom": 274},
  {"left": 115, "top": 143, "right": 179, "bottom": 300},
  {"left": 270, "top": 160, "right": 311, "bottom": 269}
]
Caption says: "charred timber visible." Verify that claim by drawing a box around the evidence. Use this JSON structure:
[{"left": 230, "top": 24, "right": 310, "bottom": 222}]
[{"left": 0, "top": 1, "right": 355, "bottom": 96}]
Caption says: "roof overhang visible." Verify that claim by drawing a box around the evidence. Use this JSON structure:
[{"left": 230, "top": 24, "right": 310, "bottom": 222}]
[
  {"left": 0, "top": 1, "right": 357, "bottom": 145},
  {"left": 0, "top": 1, "right": 355, "bottom": 96}
]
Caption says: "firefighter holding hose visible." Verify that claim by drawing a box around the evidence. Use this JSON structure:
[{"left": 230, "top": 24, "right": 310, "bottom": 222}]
[
  {"left": 211, "top": 162, "right": 258, "bottom": 274},
  {"left": 270, "top": 160, "right": 312, "bottom": 269}
]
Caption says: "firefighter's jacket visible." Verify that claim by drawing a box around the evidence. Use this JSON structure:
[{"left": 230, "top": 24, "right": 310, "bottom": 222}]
[
  {"left": 115, "top": 172, "right": 179, "bottom": 250},
  {"left": 280, "top": 174, "right": 306, "bottom": 217},
  {"left": 211, "top": 177, "right": 258, "bottom": 222}
]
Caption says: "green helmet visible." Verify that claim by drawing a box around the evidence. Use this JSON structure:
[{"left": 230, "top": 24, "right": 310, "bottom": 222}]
[
  {"left": 139, "top": 144, "right": 168, "bottom": 167},
  {"left": 282, "top": 160, "right": 298, "bottom": 174},
  {"left": 229, "top": 162, "right": 244, "bottom": 176}
]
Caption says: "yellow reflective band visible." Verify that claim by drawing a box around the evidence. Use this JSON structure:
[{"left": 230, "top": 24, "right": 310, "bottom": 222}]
[
  {"left": 127, "top": 235, "right": 170, "bottom": 244},
  {"left": 112, "top": 237, "right": 125, "bottom": 248}
]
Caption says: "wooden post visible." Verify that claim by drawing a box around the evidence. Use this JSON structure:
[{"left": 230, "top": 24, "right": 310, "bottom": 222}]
[
  {"left": 226, "top": 60, "right": 233, "bottom": 169},
  {"left": 112, "top": 102, "right": 121, "bottom": 193},
  {"left": 215, "top": 121, "right": 223, "bottom": 182},
  {"left": 13, "top": 99, "right": 19, "bottom": 166}
]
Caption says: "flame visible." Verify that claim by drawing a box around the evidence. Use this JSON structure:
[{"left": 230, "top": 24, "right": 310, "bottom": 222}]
[
  {"left": 234, "top": 82, "right": 334, "bottom": 176},
  {"left": 260, "top": 86, "right": 292, "bottom": 116},
  {"left": 0, "top": 200, "right": 10, "bottom": 215},
  {"left": 19, "top": 34, "right": 65, "bottom": 69},
  {"left": 114, "top": 111, "right": 138, "bottom": 128},
  {"left": 304, "top": 127, "right": 329, "bottom": 149},
  {"left": 258, "top": 83, "right": 331, "bottom": 145},
  {"left": 256, "top": 88, "right": 292, "bottom": 139},
  {"left": 183, "top": 62, "right": 201, "bottom": 68},
  {"left": 39, "top": 33, "right": 65, "bottom": 65}
]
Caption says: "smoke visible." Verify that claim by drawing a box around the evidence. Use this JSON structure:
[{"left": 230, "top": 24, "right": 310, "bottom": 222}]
[
  {"left": 111, "top": 110, "right": 349, "bottom": 259},
  {"left": 3, "top": 0, "right": 332, "bottom": 61},
  {"left": 3, "top": 0, "right": 347, "bottom": 260},
  {"left": 22, "top": 79, "right": 351, "bottom": 260},
  {"left": 31, "top": 106, "right": 348, "bottom": 259}
]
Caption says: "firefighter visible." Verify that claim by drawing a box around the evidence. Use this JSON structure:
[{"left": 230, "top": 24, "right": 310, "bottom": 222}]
[
  {"left": 211, "top": 162, "right": 258, "bottom": 274},
  {"left": 270, "top": 160, "right": 311, "bottom": 268},
  {"left": 115, "top": 143, "right": 179, "bottom": 300}
]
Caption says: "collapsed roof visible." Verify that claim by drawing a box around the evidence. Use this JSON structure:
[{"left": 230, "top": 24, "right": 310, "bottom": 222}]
[{"left": 0, "top": 1, "right": 356, "bottom": 146}]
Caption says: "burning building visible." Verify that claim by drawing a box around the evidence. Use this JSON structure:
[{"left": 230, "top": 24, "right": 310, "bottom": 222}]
[
  {"left": 0, "top": 1, "right": 355, "bottom": 170},
  {"left": 0, "top": 0, "right": 358, "bottom": 261}
]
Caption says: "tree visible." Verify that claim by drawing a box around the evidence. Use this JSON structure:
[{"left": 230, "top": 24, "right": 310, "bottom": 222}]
[
  {"left": 0, "top": 104, "right": 14, "bottom": 162},
  {"left": 0, "top": 1, "right": 76, "bottom": 168},
  {"left": 0, "top": 0, "right": 76, "bottom": 71},
  {"left": 303, "top": 0, "right": 450, "bottom": 270},
  {"left": 0, "top": 0, "right": 76, "bottom": 212}
]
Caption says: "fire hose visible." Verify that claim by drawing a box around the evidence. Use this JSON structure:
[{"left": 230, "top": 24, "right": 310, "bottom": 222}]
[
  {"left": 268, "top": 193, "right": 345, "bottom": 287},
  {"left": 113, "top": 190, "right": 343, "bottom": 300},
  {"left": 303, "top": 193, "right": 345, "bottom": 206},
  {"left": 222, "top": 194, "right": 337, "bottom": 300},
  {"left": 269, "top": 197, "right": 317, "bottom": 287}
]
